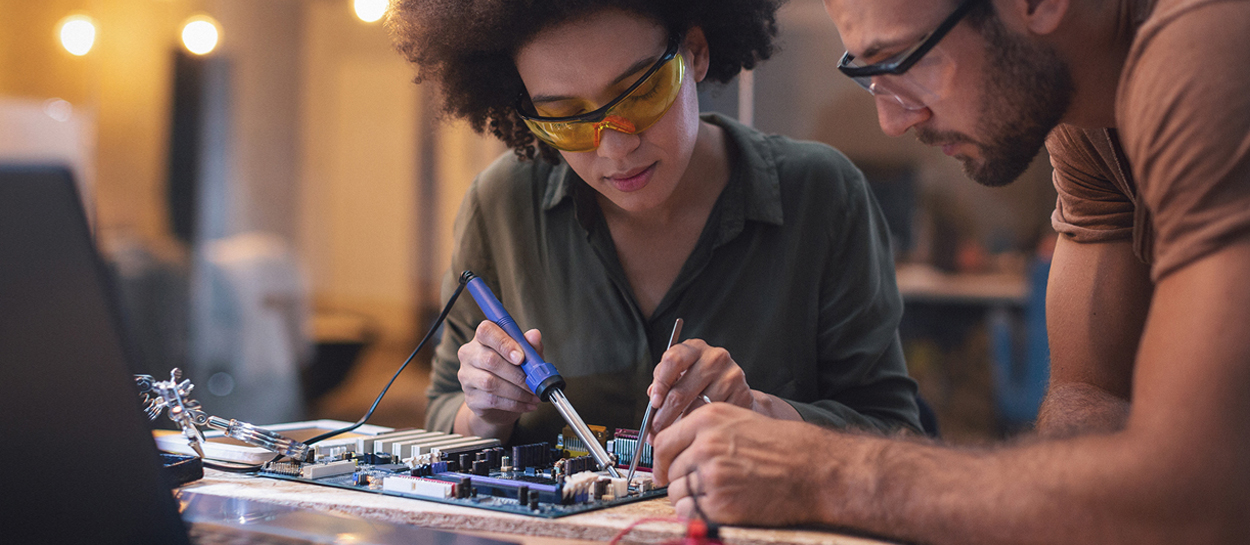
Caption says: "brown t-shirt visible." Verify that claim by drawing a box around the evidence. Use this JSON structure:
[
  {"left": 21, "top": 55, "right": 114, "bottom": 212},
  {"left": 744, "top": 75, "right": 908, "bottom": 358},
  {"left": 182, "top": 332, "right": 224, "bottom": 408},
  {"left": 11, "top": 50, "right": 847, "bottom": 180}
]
[{"left": 1048, "top": 0, "right": 1250, "bottom": 281}]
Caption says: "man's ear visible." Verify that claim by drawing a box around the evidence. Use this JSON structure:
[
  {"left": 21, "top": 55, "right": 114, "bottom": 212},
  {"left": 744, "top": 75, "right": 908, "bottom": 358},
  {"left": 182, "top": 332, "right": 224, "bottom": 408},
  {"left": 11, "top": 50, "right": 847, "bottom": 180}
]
[
  {"left": 683, "top": 26, "right": 712, "bottom": 83},
  {"left": 997, "top": 0, "right": 1069, "bottom": 35}
]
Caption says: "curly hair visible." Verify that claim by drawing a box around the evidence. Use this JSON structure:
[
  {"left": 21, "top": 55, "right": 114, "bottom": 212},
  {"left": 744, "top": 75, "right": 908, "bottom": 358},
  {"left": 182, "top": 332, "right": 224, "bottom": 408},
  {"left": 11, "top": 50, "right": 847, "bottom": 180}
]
[{"left": 388, "top": 0, "right": 785, "bottom": 163}]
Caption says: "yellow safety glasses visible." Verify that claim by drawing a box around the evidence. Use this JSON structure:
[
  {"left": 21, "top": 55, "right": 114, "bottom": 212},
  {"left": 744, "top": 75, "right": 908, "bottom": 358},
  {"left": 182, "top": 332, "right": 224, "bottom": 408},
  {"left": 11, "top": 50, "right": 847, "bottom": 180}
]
[{"left": 516, "top": 36, "right": 686, "bottom": 152}]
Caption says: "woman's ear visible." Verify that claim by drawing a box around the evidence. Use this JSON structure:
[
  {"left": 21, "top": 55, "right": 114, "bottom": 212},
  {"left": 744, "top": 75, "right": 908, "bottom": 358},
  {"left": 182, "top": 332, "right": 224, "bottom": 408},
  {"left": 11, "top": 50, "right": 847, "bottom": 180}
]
[{"left": 684, "top": 27, "right": 711, "bottom": 83}]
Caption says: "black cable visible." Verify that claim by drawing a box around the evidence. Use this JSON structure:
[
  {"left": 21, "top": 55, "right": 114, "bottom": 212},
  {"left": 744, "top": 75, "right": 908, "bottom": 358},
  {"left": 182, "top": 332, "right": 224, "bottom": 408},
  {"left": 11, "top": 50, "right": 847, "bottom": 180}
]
[
  {"left": 301, "top": 278, "right": 468, "bottom": 447},
  {"left": 221, "top": 277, "right": 470, "bottom": 473},
  {"left": 690, "top": 469, "right": 721, "bottom": 539}
]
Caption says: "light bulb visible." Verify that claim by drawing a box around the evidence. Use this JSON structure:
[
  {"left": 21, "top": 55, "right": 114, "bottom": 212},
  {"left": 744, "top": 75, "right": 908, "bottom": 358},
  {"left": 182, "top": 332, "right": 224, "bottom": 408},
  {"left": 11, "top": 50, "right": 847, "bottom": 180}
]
[
  {"left": 58, "top": 14, "right": 96, "bottom": 56},
  {"left": 354, "top": 0, "right": 388, "bottom": 23},
  {"left": 181, "top": 16, "right": 220, "bottom": 56}
]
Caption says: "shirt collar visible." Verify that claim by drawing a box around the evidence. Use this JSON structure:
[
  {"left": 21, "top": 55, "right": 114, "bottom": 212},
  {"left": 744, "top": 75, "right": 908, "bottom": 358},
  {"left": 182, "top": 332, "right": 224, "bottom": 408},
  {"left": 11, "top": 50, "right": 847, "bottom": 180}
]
[{"left": 540, "top": 112, "right": 784, "bottom": 229}]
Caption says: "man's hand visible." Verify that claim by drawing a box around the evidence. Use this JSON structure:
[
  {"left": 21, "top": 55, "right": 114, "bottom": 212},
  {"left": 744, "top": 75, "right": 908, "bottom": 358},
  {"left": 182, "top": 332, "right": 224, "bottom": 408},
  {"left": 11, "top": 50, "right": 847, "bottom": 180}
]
[
  {"left": 454, "top": 321, "right": 544, "bottom": 440},
  {"left": 652, "top": 403, "right": 858, "bottom": 526}
]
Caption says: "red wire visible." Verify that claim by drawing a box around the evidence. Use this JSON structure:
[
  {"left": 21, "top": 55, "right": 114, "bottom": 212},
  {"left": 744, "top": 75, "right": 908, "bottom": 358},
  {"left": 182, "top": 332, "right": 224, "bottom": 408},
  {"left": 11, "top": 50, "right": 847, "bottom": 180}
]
[{"left": 608, "top": 516, "right": 689, "bottom": 545}]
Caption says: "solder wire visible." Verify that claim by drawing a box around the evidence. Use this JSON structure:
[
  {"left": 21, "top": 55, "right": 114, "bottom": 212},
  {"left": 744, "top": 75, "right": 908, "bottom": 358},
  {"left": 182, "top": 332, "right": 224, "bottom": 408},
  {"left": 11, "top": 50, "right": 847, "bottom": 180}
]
[{"left": 205, "top": 279, "right": 470, "bottom": 473}]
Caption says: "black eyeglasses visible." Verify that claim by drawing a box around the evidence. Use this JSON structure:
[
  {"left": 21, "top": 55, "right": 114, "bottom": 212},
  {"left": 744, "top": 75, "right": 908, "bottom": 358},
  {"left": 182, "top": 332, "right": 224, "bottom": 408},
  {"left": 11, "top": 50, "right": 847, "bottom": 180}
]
[{"left": 837, "top": 0, "right": 981, "bottom": 80}]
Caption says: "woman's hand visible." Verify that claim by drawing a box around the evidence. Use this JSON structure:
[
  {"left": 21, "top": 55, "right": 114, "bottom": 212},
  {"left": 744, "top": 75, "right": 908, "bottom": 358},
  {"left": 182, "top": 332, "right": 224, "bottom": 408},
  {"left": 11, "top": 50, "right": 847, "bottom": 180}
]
[
  {"left": 647, "top": 339, "right": 755, "bottom": 433},
  {"left": 454, "top": 320, "right": 544, "bottom": 439},
  {"left": 647, "top": 339, "right": 802, "bottom": 434}
]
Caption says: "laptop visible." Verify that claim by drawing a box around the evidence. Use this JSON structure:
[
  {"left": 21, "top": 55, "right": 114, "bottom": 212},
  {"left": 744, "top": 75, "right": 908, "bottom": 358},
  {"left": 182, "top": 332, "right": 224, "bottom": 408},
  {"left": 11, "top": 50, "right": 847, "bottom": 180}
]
[
  {"left": 0, "top": 165, "right": 516, "bottom": 545},
  {"left": 0, "top": 165, "right": 190, "bottom": 543}
]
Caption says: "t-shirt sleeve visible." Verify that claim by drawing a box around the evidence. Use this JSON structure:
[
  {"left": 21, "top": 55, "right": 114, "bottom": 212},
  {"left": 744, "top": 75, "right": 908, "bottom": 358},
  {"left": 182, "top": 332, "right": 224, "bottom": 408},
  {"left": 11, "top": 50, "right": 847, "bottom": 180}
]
[
  {"left": 1118, "top": 2, "right": 1250, "bottom": 281},
  {"left": 1046, "top": 125, "right": 1136, "bottom": 243}
]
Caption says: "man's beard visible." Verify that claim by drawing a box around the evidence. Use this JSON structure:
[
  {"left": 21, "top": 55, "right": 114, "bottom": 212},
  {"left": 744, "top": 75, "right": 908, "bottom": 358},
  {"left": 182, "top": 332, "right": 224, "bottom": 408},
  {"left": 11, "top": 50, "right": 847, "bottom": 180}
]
[{"left": 918, "top": 14, "right": 1074, "bottom": 187}]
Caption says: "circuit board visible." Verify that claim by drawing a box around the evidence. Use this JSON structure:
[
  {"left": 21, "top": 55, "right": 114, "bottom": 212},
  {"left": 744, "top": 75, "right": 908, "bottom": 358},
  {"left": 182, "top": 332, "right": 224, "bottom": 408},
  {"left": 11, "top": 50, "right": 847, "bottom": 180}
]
[{"left": 256, "top": 426, "right": 665, "bottom": 518}]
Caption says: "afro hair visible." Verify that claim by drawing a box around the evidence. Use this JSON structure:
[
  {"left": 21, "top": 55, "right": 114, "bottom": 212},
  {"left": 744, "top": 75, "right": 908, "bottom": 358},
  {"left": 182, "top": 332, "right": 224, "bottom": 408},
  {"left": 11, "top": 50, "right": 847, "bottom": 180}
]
[{"left": 388, "top": 0, "right": 785, "bottom": 162}]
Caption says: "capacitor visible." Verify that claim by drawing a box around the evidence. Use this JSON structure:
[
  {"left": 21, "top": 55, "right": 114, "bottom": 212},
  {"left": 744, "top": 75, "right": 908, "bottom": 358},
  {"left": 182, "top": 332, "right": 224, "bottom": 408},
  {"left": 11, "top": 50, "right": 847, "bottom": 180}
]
[
  {"left": 512, "top": 445, "right": 526, "bottom": 470},
  {"left": 528, "top": 489, "right": 540, "bottom": 510},
  {"left": 458, "top": 477, "right": 472, "bottom": 499},
  {"left": 517, "top": 485, "right": 529, "bottom": 503}
]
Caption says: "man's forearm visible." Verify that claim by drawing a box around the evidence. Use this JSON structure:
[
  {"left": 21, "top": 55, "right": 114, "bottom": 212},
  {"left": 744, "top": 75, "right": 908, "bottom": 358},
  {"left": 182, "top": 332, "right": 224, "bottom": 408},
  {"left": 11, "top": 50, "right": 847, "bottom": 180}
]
[
  {"left": 827, "top": 430, "right": 1201, "bottom": 545},
  {"left": 1034, "top": 382, "right": 1130, "bottom": 438}
]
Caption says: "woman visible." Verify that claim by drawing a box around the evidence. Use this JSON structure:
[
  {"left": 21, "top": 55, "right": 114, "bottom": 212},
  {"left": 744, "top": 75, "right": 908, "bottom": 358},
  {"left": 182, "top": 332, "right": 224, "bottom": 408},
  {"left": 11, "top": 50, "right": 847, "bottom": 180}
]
[{"left": 389, "top": 0, "right": 921, "bottom": 446}]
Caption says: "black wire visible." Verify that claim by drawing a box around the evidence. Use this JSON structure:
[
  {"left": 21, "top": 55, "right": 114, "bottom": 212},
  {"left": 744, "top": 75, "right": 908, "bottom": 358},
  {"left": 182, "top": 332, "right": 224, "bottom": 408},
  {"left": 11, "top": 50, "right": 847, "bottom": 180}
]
[
  {"left": 690, "top": 469, "right": 721, "bottom": 539},
  {"left": 219, "top": 277, "right": 470, "bottom": 473},
  {"left": 300, "top": 279, "right": 468, "bottom": 447}
]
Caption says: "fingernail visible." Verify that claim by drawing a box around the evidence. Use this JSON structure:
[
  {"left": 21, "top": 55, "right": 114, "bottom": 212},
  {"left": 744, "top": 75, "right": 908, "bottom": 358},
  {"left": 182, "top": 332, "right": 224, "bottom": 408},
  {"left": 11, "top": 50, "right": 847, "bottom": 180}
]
[
  {"left": 650, "top": 393, "right": 662, "bottom": 408},
  {"left": 510, "top": 350, "right": 523, "bottom": 364}
]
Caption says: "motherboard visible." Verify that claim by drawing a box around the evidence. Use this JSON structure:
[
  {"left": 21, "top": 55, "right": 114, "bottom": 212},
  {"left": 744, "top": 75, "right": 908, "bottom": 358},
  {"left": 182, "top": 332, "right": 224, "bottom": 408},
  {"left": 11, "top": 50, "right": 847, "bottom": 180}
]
[{"left": 257, "top": 426, "right": 663, "bottom": 518}]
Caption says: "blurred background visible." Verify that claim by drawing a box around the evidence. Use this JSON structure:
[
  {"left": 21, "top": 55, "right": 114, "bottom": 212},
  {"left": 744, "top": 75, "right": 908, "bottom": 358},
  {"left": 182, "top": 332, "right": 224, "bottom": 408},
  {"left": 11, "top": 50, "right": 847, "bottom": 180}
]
[{"left": 0, "top": 0, "right": 1058, "bottom": 444}]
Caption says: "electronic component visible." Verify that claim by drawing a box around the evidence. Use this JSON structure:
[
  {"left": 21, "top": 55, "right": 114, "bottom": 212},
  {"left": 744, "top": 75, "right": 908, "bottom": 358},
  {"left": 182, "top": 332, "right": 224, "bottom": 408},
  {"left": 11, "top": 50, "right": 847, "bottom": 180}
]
[
  {"left": 511, "top": 442, "right": 554, "bottom": 470},
  {"left": 557, "top": 425, "right": 609, "bottom": 458},
  {"left": 256, "top": 426, "right": 662, "bottom": 518},
  {"left": 376, "top": 431, "right": 458, "bottom": 455},
  {"left": 612, "top": 428, "right": 653, "bottom": 471},
  {"left": 299, "top": 459, "right": 357, "bottom": 479},
  {"left": 382, "top": 475, "right": 456, "bottom": 499}
]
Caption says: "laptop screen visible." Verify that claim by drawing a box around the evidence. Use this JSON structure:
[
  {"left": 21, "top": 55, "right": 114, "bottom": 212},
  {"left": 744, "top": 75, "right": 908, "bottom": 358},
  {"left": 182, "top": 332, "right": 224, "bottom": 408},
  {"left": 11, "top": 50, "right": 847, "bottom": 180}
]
[{"left": 0, "top": 165, "right": 190, "bottom": 544}]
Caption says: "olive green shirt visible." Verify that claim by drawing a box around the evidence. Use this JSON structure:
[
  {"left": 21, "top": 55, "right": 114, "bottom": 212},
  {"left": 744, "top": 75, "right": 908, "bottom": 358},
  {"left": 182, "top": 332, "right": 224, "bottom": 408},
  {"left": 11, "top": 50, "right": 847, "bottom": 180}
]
[{"left": 427, "top": 113, "right": 920, "bottom": 446}]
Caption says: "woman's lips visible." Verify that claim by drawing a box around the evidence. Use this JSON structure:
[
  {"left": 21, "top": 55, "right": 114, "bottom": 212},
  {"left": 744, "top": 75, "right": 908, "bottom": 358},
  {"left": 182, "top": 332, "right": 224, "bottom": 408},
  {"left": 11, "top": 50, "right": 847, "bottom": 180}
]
[{"left": 605, "top": 163, "right": 656, "bottom": 193}]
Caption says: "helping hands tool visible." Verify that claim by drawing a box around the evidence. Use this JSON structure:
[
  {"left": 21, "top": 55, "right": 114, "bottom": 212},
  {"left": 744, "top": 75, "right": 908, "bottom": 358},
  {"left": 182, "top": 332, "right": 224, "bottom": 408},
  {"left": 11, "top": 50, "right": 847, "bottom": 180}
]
[
  {"left": 136, "top": 368, "right": 313, "bottom": 462},
  {"left": 461, "top": 271, "right": 621, "bottom": 478},
  {"left": 626, "top": 318, "right": 683, "bottom": 489}
]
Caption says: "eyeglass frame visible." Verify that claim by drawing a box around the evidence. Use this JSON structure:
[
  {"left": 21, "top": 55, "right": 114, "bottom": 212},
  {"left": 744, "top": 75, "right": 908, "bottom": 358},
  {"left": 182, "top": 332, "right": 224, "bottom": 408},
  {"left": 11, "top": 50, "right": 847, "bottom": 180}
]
[
  {"left": 837, "top": 0, "right": 982, "bottom": 80},
  {"left": 515, "top": 33, "right": 684, "bottom": 124}
]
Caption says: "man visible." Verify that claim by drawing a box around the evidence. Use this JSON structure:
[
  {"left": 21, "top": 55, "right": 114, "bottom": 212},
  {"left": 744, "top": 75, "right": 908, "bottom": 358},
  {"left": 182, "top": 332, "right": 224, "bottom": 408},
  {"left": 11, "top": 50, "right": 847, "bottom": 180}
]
[{"left": 649, "top": 0, "right": 1250, "bottom": 542}]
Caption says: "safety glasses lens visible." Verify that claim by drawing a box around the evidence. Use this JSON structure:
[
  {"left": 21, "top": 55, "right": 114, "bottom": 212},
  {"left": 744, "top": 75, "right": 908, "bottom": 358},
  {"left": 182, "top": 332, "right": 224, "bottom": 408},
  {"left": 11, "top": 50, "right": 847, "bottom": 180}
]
[{"left": 524, "top": 53, "right": 684, "bottom": 152}]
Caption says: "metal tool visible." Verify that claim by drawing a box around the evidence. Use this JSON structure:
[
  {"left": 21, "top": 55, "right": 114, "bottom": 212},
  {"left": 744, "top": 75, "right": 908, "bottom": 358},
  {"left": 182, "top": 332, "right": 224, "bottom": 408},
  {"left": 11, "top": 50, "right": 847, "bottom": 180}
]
[
  {"left": 136, "top": 368, "right": 313, "bottom": 462},
  {"left": 626, "top": 318, "right": 683, "bottom": 489},
  {"left": 461, "top": 271, "right": 621, "bottom": 478}
]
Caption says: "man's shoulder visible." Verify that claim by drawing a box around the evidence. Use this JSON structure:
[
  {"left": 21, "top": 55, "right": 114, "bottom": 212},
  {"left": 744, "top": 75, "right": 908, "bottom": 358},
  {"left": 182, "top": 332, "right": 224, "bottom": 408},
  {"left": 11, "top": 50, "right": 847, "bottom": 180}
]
[
  {"left": 1125, "top": 0, "right": 1250, "bottom": 89},
  {"left": 1116, "top": 0, "right": 1250, "bottom": 279}
]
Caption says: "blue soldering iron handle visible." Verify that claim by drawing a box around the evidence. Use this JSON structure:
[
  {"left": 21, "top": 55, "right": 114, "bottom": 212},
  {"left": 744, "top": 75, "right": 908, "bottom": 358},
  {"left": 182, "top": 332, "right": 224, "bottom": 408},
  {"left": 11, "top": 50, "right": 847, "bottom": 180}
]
[{"left": 461, "top": 272, "right": 566, "bottom": 400}]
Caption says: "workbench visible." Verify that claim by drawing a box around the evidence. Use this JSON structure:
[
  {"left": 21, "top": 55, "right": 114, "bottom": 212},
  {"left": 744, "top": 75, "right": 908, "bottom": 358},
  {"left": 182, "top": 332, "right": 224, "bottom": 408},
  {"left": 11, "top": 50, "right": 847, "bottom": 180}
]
[{"left": 180, "top": 469, "right": 895, "bottom": 545}]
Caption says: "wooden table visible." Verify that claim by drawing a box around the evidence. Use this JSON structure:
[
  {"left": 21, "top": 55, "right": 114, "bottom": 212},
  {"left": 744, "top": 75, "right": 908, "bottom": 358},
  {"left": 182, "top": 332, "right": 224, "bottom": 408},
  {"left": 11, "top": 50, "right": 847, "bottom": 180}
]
[
  {"left": 895, "top": 263, "right": 1028, "bottom": 307},
  {"left": 180, "top": 469, "right": 896, "bottom": 545}
]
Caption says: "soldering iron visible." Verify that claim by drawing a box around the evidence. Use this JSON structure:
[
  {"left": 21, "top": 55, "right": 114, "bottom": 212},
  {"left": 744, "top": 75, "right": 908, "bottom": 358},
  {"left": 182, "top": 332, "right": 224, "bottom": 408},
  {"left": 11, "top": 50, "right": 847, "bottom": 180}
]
[{"left": 460, "top": 271, "right": 622, "bottom": 478}]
